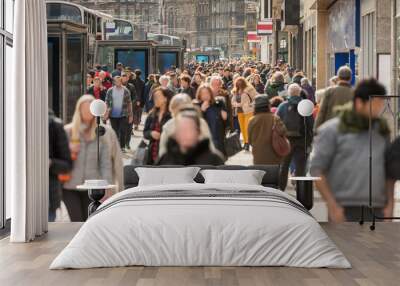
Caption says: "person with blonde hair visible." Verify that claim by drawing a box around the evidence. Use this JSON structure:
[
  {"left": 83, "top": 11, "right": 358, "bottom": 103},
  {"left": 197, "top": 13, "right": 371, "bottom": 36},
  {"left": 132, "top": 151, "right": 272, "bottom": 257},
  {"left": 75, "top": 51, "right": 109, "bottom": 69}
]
[
  {"left": 231, "top": 76, "right": 257, "bottom": 151},
  {"left": 158, "top": 93, "right": 220, "bottom": 158},
  {"left": 63, "top": 95, "right": 112, "bottom": 222}
]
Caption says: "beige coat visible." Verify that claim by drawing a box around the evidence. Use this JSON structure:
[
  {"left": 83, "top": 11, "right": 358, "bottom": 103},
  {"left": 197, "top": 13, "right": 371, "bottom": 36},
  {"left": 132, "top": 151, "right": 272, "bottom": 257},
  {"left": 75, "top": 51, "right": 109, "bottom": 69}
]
[
  {"left": 232, "top": 86, "right": 258, "bottom": 114},
  {"left": 103, "top": 125, "right": 124, "bottom": 192},
  {"left": 248, "top": 112, "right": 287, "bottom": 165}
]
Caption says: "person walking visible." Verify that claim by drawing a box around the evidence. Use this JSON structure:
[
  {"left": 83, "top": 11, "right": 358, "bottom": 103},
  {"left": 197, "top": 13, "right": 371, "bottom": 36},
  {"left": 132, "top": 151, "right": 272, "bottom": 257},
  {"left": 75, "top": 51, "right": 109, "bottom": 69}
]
[
  {"left": 143, "top": 87, "right": 173, "bottom": 164},
  {"left": 121, "top": 73, "right": 137, "bottom": 150},
  {"left": 63, "top": 95, "right": 112, "bottom": 222},
  {"left": 251, "top": 74, "right": 265, "bottom": 94},
  {"left": 196, "top": 85, "right": 228, "bottom": 155},
  {"left": 104, "top": 76, "right": 133, "bottom": 150},
  {"left": 87, "top": 76, "right": 107, "bottom": 101},
  {"left": 277, "top": 83, "right": 314, "bottom": 190},
  {"left": 49, "top": 109, "right": 72, "bottom": 222},
  {"left": 132, "top": 69, "right": 145, "bottom": 130},
  {"left": 111, "top": 62, "right": 124, "bottom": 78},
  {"left": 179, "top": 75, "right": 196, "bottom": 99},
  {"left": 210, "top": 75, "right": 233, "bottom": 131},
  {"left": 265, "top": 72, "right": 286, "bottom": 99},
  {"left": 314, "top": 66, "right": 353, "bottom": 130},
  {"left": 309, "top": 79, "right": 393, "bottom": 222},
  {"left": 144, "top": 74, "right": 156, "bottom": 112},
  {"left": 248, "top": 95, "right": 287, "bottom": 165},
  {"left": 231, "top": 77, "right": 257, "bottom": 151}
]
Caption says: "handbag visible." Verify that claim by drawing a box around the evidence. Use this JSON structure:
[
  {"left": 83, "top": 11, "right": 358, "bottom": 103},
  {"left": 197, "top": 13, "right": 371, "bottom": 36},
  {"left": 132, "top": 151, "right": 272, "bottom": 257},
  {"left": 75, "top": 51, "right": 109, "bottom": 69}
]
[
  {"left": 225, "top": 130, "right": 242, "bottom": 157},
  {"left": 272, "top": 116, "right": 291, "bottom": 157},
  {"left": 131, "top": 140, "right": 149, "bottom": 165}
]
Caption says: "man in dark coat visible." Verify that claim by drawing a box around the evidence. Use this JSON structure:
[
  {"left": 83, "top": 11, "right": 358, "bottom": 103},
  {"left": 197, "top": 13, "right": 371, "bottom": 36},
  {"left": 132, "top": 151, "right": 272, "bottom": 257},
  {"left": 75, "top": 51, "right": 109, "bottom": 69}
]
[
  {"left": 122, "top": 73, "right": 137, "bottom": 150},
  {"left": 132, "top": 69, "right": 145, "bottom": 130},
  {"left": 49, "top": 109, "right": 72, "bottom": 221}
]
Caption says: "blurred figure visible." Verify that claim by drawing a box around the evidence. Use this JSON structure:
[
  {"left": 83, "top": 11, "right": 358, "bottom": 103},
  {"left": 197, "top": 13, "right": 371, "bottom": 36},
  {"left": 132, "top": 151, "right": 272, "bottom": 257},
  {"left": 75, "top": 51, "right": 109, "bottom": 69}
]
[
  {"left": 301, "top": 78, "right": 316, "bottom": 104},
  {"left": 196, "top": 85, "right": 228, "bottom": 155},
  {"left": 49, "top": 109, "right": 72, "bottom": 222},
  {"left": 179, "top": 75, "right": 196, "bottom": 99},
  {"left": 310, "top": 79, "right": 392, "bottom": 222},
  {"left": 270, "top": 96, "right": 284, "bottom": 113},
  {"left": 248, "top": 95, "right": 287, "bottom": 165},
  {"left": 63, "top": 95, "right": 112, "bottom": 222},
  {"left": 121, "top": 73, "right": 137, "bottom": 150},
  {"left": 144, "top": 74, "right": 156, "bottom": 112},
  {"left": 143, "top": 87, "right": 173, "bottom": 164},
  {"left": 99, "top": 70, "right": 113, "bottom": 90},
  {"left": 231, "top": 77, "right": 257, "bottom": 151},
  {"left": 112, "top": 62, "right": 124, "bottom": 77},
  {"left": 159, "top": 75, "right": 170, "bottom": 89},
  {"left": 191, "top": 72, "right": 204, "bottom": 95},
  {"left": 265, "top": 72, "right": 285, "bottom": 99},
  {"left": 251, "top": 74, "right": 265, "bottom": 94},
  {"left": 87, "top": 76, "right": 107, "bottom": 101},
  {"left": 132, "top": 69, "right": 145, "bottom": 130},
  {"left": 277, "top": 83, "right": 314, "bottom": 190},
  {"left": 104, "top": 76, "right": 133, "bottom": 150},
  {"left": 159, "top": 93, "right": 219, "bottom": 158},
  {"left": 315, "top": 66, "right": 353, "bottom": 130},
  {"left": 158, "top": 111, "right": 224, "bottom": 166},
  {"left": 210, "top": 75, "right": 233, "bottom": 131}
]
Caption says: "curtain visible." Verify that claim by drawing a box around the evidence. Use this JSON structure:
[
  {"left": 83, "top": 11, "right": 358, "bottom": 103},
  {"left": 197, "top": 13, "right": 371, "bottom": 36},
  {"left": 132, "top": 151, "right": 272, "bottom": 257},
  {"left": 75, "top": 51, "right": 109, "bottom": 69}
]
[{"left": 8, "top": 0, "right": 49, "bottom": 242}]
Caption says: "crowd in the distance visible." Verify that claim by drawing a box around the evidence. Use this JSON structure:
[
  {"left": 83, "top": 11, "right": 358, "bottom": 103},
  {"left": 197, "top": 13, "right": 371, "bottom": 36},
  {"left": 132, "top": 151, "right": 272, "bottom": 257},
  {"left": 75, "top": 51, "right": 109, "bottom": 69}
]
[{"left": 48, "top": 58, "right": 400, "bottom": 224}]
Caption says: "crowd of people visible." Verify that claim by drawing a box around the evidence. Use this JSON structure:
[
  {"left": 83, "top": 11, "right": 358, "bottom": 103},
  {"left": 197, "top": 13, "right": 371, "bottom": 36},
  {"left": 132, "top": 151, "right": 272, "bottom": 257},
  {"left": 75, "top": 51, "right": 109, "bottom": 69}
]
[{"left": 48, "top": 59, "right": 400, "bottom": 223}]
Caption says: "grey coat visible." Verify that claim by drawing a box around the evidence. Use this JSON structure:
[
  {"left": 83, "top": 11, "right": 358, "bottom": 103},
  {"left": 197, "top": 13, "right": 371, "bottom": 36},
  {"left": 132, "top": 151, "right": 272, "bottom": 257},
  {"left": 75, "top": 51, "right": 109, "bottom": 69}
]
[
  {"left": 63, "top": 126, "right": 113, "bottom": 190},
  {"left": 309, "top": 118, "right": 388, "bottom": 207}
]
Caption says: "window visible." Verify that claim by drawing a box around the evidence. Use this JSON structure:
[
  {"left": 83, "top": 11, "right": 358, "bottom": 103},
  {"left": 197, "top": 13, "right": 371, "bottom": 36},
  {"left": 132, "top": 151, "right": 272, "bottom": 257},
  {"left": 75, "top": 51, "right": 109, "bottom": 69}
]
[
  {"left": 46, "top": 3, "right": 82, "bottom": 24},
  {"left": 1, "top": 0, "right": 14, "bottom": 230},
  {"left": 361, "top": 12, "right": 375, "bottom": 78}
]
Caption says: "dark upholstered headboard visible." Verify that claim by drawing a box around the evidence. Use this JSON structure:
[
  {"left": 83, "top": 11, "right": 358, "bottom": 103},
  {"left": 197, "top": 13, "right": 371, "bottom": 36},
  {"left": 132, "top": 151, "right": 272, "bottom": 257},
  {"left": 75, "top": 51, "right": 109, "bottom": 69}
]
[{"left": 124, "top": 165, "right": 281, "bottom": 190}]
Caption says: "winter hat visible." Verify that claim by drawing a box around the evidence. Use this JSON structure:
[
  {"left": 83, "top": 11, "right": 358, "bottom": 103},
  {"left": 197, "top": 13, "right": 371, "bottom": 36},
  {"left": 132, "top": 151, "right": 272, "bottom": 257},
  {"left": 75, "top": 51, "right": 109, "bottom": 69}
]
[{"left": 254, "top": 95, "right": 270, "bottom": 110}]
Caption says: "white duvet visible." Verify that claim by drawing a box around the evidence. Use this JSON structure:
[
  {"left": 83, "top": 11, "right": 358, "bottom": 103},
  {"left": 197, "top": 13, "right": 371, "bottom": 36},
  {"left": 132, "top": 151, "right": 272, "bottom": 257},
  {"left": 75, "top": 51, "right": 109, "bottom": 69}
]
[{"left": 50, "top": 183, "right": 351, "bottom": 269}]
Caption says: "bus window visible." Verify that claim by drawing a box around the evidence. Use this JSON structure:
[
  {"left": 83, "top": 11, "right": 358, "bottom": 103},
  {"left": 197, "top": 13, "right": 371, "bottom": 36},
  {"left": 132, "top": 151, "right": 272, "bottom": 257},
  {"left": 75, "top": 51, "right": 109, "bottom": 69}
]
[
  {"left": 46, "top": 3, "right": 82, "bottom": 23},
  {"left": 105, "top": 20, "right": 133, "bottom": 40}
]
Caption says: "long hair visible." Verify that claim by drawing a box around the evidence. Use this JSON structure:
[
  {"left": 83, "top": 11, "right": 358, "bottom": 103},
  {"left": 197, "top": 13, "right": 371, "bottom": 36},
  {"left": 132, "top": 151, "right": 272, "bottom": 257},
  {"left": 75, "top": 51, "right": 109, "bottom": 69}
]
[
  {"left": 231, "top": 76, "right": 250, "bottom": 95},
  {"left": 68, "top": 94, "right": 97, "bottom": 142},
  {"left": 196, "top": 84, "right": 215, "bottom": 105},
  {"left": 150, "top": 87, "right": 173, "bottom": 115}
]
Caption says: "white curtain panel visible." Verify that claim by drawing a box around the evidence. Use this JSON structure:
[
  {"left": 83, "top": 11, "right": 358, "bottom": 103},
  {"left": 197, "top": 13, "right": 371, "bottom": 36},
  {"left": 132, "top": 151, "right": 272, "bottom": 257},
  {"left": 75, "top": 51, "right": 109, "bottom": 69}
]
[{"left": 8, "top": 0, "right": 49, "bottom": 242}]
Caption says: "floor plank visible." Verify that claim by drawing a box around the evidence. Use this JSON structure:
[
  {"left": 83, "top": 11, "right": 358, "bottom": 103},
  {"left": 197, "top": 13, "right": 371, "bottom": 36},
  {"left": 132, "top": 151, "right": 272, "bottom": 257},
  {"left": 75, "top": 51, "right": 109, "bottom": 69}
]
[{"left": 0, "top": 222, "right": 399, "bottom": 286}]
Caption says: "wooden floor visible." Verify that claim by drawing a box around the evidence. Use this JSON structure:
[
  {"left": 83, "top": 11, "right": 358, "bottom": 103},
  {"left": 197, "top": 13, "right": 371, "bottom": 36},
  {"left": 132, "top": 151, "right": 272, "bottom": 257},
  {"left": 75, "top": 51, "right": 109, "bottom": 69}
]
[{"left": 0, "top": 223, "right": 399, "bottom": 286}]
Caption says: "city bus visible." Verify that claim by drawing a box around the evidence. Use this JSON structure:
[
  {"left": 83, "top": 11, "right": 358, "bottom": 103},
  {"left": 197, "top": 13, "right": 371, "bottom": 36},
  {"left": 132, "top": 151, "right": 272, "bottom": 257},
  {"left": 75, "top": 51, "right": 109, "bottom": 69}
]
[{"left": 146, "top": 33, "right": 182, "bottom": 46}]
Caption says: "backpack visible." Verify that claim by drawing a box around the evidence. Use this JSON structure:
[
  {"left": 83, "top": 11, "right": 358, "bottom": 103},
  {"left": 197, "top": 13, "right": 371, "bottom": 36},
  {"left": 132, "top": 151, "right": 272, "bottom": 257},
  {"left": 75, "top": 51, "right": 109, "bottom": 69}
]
[
  {"left": 282, "top": 103, "right": 304, "bottom": 137},
  {"left": 272, "top": 116, "right": 291, "bottom": 157}
]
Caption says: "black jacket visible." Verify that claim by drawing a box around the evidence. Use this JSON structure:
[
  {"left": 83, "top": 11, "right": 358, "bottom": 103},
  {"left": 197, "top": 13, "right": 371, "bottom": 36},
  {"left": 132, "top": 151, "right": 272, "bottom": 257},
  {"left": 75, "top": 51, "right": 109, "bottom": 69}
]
[
  {"left": 133, "top": 77, "right": 145, "bottom": 104},
  {"left": 49, "top": 111, "right": 72, "bottom": 211},
  {"left": 87, "top": 86, "right": 107, "bottom": 101},
  {"left": 124, "top": 82, "right": 138, "bottom": 102},
  {"left": 158, "top": 138, "right": 224, "bottom": 166},
  {"left": 180, "top": 86, "right": 196, "bottom": 99},
  {"left": 143, "top": 110, "right": 172, "bottom": 164}
]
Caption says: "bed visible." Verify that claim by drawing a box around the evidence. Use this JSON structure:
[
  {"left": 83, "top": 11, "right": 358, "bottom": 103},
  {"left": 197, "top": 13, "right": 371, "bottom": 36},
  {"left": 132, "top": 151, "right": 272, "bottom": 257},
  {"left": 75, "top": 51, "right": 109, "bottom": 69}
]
[{"left": 50, "top": 165, "right": 350, "bottom": 269}]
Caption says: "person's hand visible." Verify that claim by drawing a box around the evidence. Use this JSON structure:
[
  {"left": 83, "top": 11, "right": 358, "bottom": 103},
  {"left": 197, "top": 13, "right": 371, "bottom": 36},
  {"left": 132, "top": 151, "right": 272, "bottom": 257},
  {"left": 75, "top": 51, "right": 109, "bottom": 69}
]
[
  {"left": 201, "top": 101, "right": 210, "bottom": 112},
  {"left": 327, "top": 202, "right": 345, "bottom": 224},
  {"left": 221, "top": 110, "right": 228, "bottom": 121},
  {"left": 128, "top": 115, "right": 133, "bottom": 124},
  {"left": 383, "top": 203, "right": 394, "bottom": 221},
  {"left": 151, "top": 131, "right": 161, "bottom": 140},
  {"left": 69, "top": 142, "right": 80, "bottom": 154}
]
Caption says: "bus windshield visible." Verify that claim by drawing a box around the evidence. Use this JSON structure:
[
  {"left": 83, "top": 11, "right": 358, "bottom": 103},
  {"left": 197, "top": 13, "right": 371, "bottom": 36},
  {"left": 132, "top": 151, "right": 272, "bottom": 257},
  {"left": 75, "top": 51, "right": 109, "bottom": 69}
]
[
  {"left": 46, "top": 3, "right": 82, "bottom": 23},
  {"left": 105, "top": 20, "right": 133, "bottom": 40}
]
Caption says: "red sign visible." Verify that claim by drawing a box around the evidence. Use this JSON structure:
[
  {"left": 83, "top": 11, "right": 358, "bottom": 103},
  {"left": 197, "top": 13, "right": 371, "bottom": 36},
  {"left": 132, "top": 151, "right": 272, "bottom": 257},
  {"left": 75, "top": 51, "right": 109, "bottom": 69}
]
[
  {"left": 257, "top": 19, "right": 273, "bottom": 35},
  {"left": 247, "top": 32, "right": 261, "bottom": 43}
]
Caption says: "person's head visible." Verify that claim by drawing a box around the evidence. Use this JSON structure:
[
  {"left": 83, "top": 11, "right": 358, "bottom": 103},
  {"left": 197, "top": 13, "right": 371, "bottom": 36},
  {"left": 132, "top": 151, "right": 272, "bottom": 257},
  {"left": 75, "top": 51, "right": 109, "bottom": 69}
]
[
  {"left": 253, "top": 74, "right": 261, "bottom": 84},
  {"left": 121, "top": 73, "right": 129, "bottom": 85},
  {"left": 270, "top": 96, "right": 284, "bottom": 108},
  {"left": 169, "top": 93, "right": 193, "bottom": 116},
  {"left": 152, "top": 87, "right": 173, "bottom": 111},
  {"left": 148, "top": 74, "right": 155, "bottom": 82},
  {"left": 210, "top": 75, "right": 223, "bottom": 93},
  {"left": 93, "top": 76, "right": 102, "bottom": 88},
  {"left": 180, "top": 75, "right": 191, "bottom": 89},
  {"left": 223, "top": 68, "right": 231, "bottom": 78},
  {"left": 159, "top": 75, "right": 170, "bottom": 87},
  {"left": 71, "top": 94, "right": 96, "bottom": 141},
  {"left": 233, "top": 76, "right": 250, "bottom": 93},
  {"left": 288, "top": 83, "right": 302, "bottom": 97},
  {"left": 99, "top": 71, "right": 106, "bottom": 80},
  {"left": 301, "top": 77, "right": 310, "bottom": 87},
  {"left": 196, "top": 85, "right": 215, "bottom": 103},
  {"left": 194, "top": 72, "right": 204, "bottom": 84},
  {"left": 273, "top": 72, "right": 285, "bottom": 84},
  {"left": 113, "top": 76, "right": 123, "bottom": 87},
  {"left": 116, "top": 62, "right": 124, "bottom": 71},
  {"left": 174, "top": 111, "right": 202, "bottom": 153},
  {"left": 337, "top": 66, "right": 352, "bottom": 83},
  {"left": 353, "top": 78, "right": 386, "bottom": 119},
  {"left": 101, "top": 65, "right": 108, "bottom": 72},
  {"left": 254, "top": 95, "right": 271, "bottom": 114},
  {"left": 134, "top": 69, "right": 142, "bottom": 78}
]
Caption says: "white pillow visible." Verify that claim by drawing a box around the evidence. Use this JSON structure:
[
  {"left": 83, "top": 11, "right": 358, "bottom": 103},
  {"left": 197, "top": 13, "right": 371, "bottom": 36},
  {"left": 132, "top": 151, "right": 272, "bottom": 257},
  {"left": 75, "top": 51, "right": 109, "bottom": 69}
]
[
  {"left": 200, "top": 170, "right": 266, "bottom": 185},
  {"left": 135, "top": 167, "right": 200, "bottom": 186}
]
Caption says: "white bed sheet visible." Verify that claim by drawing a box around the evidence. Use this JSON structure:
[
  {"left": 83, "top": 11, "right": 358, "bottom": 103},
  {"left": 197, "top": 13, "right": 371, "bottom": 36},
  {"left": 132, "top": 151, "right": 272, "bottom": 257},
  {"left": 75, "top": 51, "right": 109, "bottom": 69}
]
[{"left": 50, "top": 183, "right": 351, "bottom": 269}]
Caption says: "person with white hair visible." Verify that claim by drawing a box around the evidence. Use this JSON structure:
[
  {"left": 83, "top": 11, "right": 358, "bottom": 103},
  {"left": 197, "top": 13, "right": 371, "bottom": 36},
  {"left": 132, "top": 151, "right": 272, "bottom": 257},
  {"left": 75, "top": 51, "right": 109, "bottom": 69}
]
[
  {"left": 210, "top": 75, "right": 233, "bottom": 130},
  {"left": 276, "top": 83, "right": 314, "bottom": 190},
  {"left": 159, "top": 75, "right": 170, "bottom": 89}
]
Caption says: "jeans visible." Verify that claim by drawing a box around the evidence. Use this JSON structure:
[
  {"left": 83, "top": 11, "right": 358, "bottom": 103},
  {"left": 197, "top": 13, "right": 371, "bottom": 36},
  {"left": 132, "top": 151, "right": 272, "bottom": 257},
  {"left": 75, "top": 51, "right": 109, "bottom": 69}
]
[
  {"left": 48, "top": 209, "right": 56, "bottom": 222},
  {"left": 110, "top": 117, "right": 129, "bottom": 148},
  {"left": 280, "top": 141, "right": 307, "bottom": 191},
  {"left": 237, "top": 112, "right": 252, "bottom": 144}
]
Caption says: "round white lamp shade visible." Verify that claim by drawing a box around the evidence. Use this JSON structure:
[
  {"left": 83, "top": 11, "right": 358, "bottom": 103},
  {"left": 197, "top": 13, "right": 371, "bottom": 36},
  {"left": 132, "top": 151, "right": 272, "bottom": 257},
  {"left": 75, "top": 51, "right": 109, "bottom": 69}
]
[
  {"left": 297, "top": 99, "right": 314, "bottom": 117},
  {"left": 90, "top": 99, "right": 107, "bottom": 117}
]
